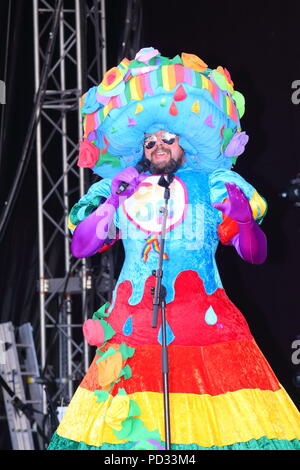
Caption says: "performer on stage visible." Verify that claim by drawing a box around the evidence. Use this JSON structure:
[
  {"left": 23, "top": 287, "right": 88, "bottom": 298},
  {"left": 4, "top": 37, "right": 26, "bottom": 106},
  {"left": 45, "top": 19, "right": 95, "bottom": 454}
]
[{"left": 48, "top": 48, "right": 300, "bottom": 450}]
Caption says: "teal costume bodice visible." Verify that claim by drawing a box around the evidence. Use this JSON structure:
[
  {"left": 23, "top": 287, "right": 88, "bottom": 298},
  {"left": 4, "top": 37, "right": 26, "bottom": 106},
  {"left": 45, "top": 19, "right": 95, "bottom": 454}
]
[{"left": 71, "top": 165, "right": 258, "bottom": 312}]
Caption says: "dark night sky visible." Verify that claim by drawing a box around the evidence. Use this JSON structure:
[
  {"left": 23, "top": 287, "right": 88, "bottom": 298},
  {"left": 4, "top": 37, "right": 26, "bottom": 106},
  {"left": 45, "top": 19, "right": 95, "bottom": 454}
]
[
  {"left": 138, "top": 0, "right": 300, "bottom": 407},
  {"left": 0, "top": 0, "right": 299, "bottom": 424}
]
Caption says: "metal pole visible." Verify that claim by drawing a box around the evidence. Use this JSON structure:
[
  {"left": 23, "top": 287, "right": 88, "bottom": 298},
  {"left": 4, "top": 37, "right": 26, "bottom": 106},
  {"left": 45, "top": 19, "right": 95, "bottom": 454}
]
[
  {"left": 151, "top": 175, "right": 174, "bottom": 450},
  {"left": 33, "top": 0, "right": 47, "bottom": 414},
  {"left": 59, "top": 5, "right": 73, "bottom": 400},
  {"left": 100, "top": 0, "right": 107, "bottom": 76},
  {"left": 75, "top": 0, "right": 89, "bottom": 373}
]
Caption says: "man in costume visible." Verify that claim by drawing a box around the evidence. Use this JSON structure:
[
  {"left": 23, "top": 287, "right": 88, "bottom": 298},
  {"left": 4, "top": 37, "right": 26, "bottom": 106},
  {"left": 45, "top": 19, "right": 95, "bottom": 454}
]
[{"left": 48, "top": 48, "right": 300, "bottom": 450}]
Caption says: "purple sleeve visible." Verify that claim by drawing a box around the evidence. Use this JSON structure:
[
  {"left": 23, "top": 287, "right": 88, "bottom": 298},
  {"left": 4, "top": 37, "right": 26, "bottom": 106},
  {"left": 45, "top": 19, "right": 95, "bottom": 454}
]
[
  {"left": 71, "top": 194, "right": 119, "bottom": 258},
  {"left": 229, "top": 219, "right": 267, "bottom": 264}
]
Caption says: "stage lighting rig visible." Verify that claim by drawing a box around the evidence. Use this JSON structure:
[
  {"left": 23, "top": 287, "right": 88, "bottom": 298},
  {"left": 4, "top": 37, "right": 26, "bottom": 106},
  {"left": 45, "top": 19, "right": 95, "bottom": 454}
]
[{"left": 279, "top": 175, "right": 300, "bottom": 206}]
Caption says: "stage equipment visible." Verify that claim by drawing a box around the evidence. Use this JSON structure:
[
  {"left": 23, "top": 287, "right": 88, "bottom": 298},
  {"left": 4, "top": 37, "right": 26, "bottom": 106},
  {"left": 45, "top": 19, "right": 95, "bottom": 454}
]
[
  {"left": 32, "top": 0, "right": 109, "bottom": 414},
  {"left": 151, "top": 174, "right": 174, "bottom": 450},
  {"left": 0, "top": 322, "right": 46, "bottom": 449},
  {"left": 279, "top": 175, "right": 300, "bottom": 206}
]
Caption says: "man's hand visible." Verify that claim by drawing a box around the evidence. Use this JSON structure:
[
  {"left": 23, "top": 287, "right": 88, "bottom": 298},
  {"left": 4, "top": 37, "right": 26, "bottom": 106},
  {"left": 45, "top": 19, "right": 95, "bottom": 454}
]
[
  {"left": 111, "top": 166, "right": 148, "bottom": 199},
  {"left": 212, "top": 182, "right": 252, "bottom": 223}
]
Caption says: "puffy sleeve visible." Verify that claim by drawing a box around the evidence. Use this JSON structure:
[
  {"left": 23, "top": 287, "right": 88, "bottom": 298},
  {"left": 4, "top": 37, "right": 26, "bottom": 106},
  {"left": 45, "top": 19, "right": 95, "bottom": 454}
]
[
  {"left": 208, "top": 168, "right": 267, "bottom": 244},
  {"left": 68, "top": 178, "right": 120, "bottom": 252}
]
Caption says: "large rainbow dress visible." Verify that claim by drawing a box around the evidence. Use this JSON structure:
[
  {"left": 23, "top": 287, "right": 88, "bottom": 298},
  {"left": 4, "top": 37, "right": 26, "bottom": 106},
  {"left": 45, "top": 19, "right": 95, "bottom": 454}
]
[{"left": 48, "top": 164, "right": 300, "bottom": 450}]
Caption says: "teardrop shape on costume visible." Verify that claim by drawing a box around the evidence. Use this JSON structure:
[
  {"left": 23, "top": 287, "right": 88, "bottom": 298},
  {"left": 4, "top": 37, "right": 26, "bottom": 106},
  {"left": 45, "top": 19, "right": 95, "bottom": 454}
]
[
  {"left": 174, "top": 84, "right": 187, "bottom": 101},
  {"left": 205, "top": 306, "right": 218, "bottom": 325},
  {"left": 123, "top": 315, "right": 133, "bottom": 336},
  {"left": 128, "top": 116, "right": 138, "bottom": 126},
  {"left": 191, "top": 100, "right": 200, "bottom": 113},
  {"left": 135, "top": 103, "right": 144, "bottom": 114},
  {"left": 158, "top": 322, "right": 175, "bottom": 345},
  {"left": 169, "top": 101, "right": 178, "bottom": 116},
  {"left": 204, "top": 114, "right": 215, "bottom": 128}
]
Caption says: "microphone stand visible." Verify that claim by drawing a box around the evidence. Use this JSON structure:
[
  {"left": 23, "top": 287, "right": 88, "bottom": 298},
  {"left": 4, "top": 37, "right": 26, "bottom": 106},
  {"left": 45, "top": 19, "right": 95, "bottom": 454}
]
[{"left": 151, "top": 173, "right": 174, "bottom": 451}]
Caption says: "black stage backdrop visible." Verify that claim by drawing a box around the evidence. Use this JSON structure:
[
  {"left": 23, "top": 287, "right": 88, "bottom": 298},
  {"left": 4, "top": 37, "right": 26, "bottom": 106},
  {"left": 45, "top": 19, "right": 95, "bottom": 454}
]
[{"left": 0, "top": 0, "right": 299, "bottom": 448}]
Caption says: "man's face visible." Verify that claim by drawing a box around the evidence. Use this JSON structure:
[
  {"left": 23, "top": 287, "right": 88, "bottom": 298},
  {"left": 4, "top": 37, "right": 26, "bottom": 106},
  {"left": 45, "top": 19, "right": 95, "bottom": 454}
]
[{"left": 143, "top": 130, "right": 185, "bottom": 174}]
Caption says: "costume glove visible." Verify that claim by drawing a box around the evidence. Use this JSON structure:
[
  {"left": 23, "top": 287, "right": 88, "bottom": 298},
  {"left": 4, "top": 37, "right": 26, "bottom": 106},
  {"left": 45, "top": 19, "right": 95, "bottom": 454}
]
[
  {"left": 212, "top": 182, "right": 267, "bottom": 264},
  {"left": 71, "top": 167, "right": 147, "bottom": 258}
]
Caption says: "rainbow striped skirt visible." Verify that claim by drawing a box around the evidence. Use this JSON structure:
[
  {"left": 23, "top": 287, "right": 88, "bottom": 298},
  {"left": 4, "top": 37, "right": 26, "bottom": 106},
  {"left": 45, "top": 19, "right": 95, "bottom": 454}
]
[{"left": 48, "top": 272, "right": 300, "bottom": 450}]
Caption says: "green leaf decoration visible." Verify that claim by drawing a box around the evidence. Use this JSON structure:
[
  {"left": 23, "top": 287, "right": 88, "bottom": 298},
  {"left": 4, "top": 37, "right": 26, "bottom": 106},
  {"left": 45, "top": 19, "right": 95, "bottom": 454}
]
[
  {"left": 96, "top": 346, "right": 118, "bottom": 364},
  {"left": 128, "top": 59, "right": 150, "bottom": 69},
  {"left": 222, "top": 128, "right": 234, "bottom": 149},
  {"left": 169, "top": 55, "right": 183, "bottom": 65},
  {"left": 113, "top": 418, "right": 133, "bottom": 440},
  {"left": 119, "top": 364, "right": 132, "bottom": 380},
  {"left": 119, "top": 343, "right": 135, "bottom": 360},
  {"left": 95, "top": 152, "right": 121, "bottom": 168},
  {"left": 128, "top": 399, "right": 141, "bottom": 418},
  {"left": 98, "top": 319, "right": 116, "bottom": 343},
  {"left": 92, "top": 302, "right": 110, "bottom": 320},
  {"left": 95, "top": 347, "right": 105, "bottom": 357},
  {"left": 158, "top": 56, "right": 173, "bottom": 66},
  {"left": 232, "top": 90, "right": 245, "bottom": 118},
  {"left": 211, "top": 70, "right": 229, "bottom": 91},
  {"left": 114, "top": 417, "right": 161, "bottom": 442},
  {"left": 94, "top": 390, "right": 110, "bottom": 402}
]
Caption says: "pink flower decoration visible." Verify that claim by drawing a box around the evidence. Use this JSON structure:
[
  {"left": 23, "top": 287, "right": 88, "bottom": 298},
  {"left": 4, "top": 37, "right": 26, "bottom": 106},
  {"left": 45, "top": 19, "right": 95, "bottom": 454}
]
[
  {"left": 77, "top": 139, "right": 100, "bottom": 168},
  {"left": 83, "top": 319, "right": 105, "bottom": 347}
]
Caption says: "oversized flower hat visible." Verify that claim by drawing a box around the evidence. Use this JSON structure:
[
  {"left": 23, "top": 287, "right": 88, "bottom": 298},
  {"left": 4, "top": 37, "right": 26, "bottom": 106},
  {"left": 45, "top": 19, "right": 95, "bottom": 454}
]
[{"left": 78, "top": 47, "right": 248, "bottom": 178}]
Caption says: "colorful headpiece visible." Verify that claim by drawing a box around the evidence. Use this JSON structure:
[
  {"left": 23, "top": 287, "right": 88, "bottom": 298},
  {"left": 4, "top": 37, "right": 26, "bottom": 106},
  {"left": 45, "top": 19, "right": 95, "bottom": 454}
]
[{"left": 78, "top": 47, "right": 248, "bottom": 178}]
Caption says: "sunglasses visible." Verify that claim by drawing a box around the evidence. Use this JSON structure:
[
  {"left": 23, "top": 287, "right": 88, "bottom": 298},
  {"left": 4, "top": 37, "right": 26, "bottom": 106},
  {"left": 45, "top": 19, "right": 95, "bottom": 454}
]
[{"left": 143, "top": 132, "right": 177, "bottom": 150}]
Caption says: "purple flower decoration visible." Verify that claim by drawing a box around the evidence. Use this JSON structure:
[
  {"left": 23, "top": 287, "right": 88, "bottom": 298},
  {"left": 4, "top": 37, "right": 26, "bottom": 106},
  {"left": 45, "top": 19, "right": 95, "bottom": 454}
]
[
  {"left": 224, "top": 131, "right": 249, "bottom": 157},
  {"left": 87, "top": 130, "right": 97, "bottom": 141}
]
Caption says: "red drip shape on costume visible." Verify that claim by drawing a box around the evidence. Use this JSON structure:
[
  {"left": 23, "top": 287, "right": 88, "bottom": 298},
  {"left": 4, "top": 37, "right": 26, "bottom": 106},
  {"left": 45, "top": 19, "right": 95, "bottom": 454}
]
[{"left": 108, "top": 270, "right": 252, "bottom": 347}]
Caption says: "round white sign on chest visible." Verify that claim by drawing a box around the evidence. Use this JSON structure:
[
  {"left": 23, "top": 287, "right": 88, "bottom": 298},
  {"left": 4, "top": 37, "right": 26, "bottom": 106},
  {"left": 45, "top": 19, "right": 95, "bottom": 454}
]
[{"left": 122, "top": 175, "right": 188, "bottom": 234}]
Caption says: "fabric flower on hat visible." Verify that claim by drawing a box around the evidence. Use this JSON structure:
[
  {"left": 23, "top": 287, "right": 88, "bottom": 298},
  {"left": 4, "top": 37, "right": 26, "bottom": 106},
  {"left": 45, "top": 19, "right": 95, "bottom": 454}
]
[
  {"left": 80, "top": 86, "right": 102, "bottom": 114},
  {"left": 181, "top": 52, "right": 208, "bottom": 72},
  {"left": 224, "top": 131, "right": 249, "bottom": 157},
  {"left": 135, "top": 47, "right": 160, "bottom": 63},
  {"left": 129, "top": 47, "right": 161, "bottom": 76},
  {"left": 82, "top": 319, "right": 104, "bottom": 346},
  {"left": 77, "top": 139, "right": 100, "bottom": 168},
  {"left": 97, "top": 66, "right": 126, "bottom": 97}
]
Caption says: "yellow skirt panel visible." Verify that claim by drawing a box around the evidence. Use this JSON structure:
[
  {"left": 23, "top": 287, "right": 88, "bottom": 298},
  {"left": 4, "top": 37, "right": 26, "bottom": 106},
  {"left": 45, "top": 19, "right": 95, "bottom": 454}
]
[{"left": 56, "top": 386, "right": 300, "bottom": 447}]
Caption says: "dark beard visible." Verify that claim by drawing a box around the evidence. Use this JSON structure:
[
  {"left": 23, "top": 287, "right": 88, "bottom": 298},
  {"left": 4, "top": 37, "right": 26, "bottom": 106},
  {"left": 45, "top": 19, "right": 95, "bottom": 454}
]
[
  {"left": 149, "top": 156, "right": 183, "bottom": 175},
  {"left": 138, "top": 154, "right": 184, "bottom": 175}
]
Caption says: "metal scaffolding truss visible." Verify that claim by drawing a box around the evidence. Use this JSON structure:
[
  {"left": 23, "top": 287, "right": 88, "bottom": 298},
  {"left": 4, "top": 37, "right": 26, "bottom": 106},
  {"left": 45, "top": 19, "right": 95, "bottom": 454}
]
[{"left": 32, "top": 0, "right": 112, "bottom": 412}]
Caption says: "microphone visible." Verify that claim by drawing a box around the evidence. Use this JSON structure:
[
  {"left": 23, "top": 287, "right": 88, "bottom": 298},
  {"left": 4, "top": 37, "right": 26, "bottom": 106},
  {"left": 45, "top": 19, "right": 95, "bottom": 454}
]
[
  {"left": 116, "top": 181, "right": 130, "bottom": 194},
  {"left": 116, "top": 161, "right": 149, "bottom": 194}
]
